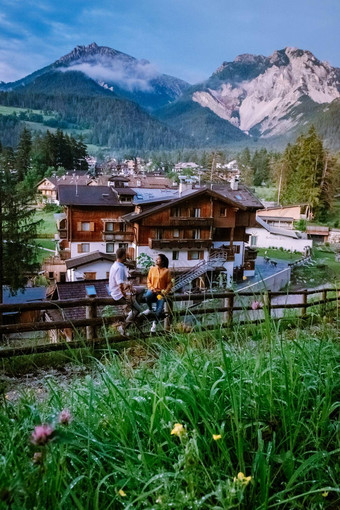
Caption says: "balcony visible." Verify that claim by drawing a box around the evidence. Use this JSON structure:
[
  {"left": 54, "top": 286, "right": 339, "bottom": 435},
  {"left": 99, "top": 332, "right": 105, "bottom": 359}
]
[
  {"left": 169, "top": 217, "right": 213, "bottom": 227},
  {"left": 244, "top": 247, "right": 258, "bottom": 261},
  {"left": 210, "top": 248, "right": 235, "bottom": 262},
  {"left": 102, "top": 232, "right": 134, "bottom": 242},
  {"left": 149, "top": 238, "right": 213, "bottom": 250}
]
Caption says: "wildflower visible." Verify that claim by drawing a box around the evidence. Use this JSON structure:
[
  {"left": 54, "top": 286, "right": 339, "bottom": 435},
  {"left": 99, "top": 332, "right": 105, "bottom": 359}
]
[
  {"left": 58, "top": 409, "right": 72, "bottom": 425},
  {"left": 171, "top": 423, "right": 185, "bottom": 437},
  {"left": 322, "top": 491, "right": 329, "bottom": 498},
  {"left": 31, "top": 424, "right": 54, "bottom": 446},
  {"left": 212, "top": 434, "right": 222, "bottom": 441},
  {"left": 32, "top": 452, "right": 43, "bottom": 464},
  {"left": 234, "top": 472, "right": 252, "bottom": 485},
  {"left": 243, "top": 276, "right": 247, "bottom": 281},
  {"left": 118, "top": 489, "right": 127, "bottom": 497},
  {"left": 251, "top": 301, "right": 262, "bottom": 310},
  {"left": 157, "top": 294, "right": 163, "bottom": 300}
]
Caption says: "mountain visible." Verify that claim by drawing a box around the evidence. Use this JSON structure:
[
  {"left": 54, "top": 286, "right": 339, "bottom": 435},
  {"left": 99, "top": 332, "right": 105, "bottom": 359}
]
[
  {"left": 1, "top": 44, "right": 340, "bottom": 150},
  {"left": 156, "top": 47, "right": 340, "bottom": 146},
  {"left": 0, "top": 42, "right": 189, "bottom": 112}
]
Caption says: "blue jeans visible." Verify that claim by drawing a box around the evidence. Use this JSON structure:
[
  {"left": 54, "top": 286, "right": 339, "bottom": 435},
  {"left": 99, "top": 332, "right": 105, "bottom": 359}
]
[{"left": 144, "top": 290, "right": 165, "bottom": 318}]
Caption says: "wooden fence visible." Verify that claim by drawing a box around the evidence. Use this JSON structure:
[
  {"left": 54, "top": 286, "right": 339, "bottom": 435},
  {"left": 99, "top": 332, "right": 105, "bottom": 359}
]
[{"left": 0, "top": 287, "right": 339, "bottom": 358}]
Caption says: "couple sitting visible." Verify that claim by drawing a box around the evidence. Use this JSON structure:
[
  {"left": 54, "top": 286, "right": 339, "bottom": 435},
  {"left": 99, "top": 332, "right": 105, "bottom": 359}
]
[{"left": 109, "top": 248, "right": 172, "bottom": 335}]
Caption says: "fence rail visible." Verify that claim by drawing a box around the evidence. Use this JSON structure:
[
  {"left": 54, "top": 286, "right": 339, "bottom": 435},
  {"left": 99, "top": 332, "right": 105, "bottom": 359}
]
[{"left": 0, "top": 287, "right": 339, "bottom": 358}]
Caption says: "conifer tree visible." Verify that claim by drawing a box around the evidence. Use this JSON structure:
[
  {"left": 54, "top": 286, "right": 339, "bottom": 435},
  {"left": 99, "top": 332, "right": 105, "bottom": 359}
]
[
  {"left": 0, "top": 160, "right": 41, "bottom": 303},
  {"left": 15, "top": 127, "right": 32, "bottom": 181}
]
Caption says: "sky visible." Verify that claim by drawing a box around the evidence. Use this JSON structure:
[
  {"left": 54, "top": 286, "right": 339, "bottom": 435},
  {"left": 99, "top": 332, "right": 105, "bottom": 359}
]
[{"left": 1, "top": 0, "right": 340, "bottom": 84}]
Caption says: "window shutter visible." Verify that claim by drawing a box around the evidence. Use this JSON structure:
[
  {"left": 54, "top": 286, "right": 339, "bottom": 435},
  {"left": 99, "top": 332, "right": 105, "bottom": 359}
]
[
  {"left": 90, "top": 222, "right": 95, "bottom": 232},
  {"left": 77, "top": 222, "right": 81, "bottom": 231},
  {"left": 77, "top": 244, "right": 82, "bottom": 253}
]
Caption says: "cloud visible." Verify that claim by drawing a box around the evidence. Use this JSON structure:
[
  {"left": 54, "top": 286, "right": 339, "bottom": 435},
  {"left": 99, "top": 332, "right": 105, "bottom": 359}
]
[{"left": 61, "top": 56, "right": 160, "bottom": 92}]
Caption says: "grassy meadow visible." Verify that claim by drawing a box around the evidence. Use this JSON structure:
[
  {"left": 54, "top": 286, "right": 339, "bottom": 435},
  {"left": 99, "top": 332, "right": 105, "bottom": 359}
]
[{"left": 0, "top": 315, "right": 339, "bottom": 509}]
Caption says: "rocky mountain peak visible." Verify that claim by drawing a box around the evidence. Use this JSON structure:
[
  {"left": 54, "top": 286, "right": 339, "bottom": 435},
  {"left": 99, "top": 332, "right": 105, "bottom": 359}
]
[{"left": 54, "top": 42, "right": 133, "bottom": 66}]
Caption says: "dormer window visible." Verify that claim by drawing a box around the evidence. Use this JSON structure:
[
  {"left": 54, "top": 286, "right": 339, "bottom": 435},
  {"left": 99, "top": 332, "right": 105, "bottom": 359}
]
[{"left": 119, "top": 196, "right": 132, "bottom": 203}]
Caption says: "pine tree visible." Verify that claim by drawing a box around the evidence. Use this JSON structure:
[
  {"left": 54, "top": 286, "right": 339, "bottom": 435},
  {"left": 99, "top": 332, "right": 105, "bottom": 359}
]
[
  {"left": 0, "top": 160, "right": 41, "bottom": 304},
  {"left": 15, "top": 127, "right": 32, "bottom": 181}
]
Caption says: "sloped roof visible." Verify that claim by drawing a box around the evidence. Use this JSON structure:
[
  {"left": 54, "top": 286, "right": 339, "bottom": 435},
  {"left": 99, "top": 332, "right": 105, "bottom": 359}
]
[
  {"left": 65, "top": 251, "right": 116, "bottom": 269},
  {"left": 211, "top": 184, "right": 263, "bottom": 209},
  {"left": 58, "top": 185, "right": 135, "bottom": 207},
  {"left": 255, "top": 216, "right": 300, "bottom": 238},
  {"left": 54, "top": 279, "right": 110, "bottom": 320},
  {"left": 122, "top": 187, "right": 248, "bottom": 223}
]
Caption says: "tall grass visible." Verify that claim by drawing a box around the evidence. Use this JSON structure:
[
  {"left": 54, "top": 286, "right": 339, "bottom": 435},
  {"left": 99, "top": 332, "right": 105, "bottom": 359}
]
[{"left": 0, "top": 318, "right": 339, "bottom": 509}]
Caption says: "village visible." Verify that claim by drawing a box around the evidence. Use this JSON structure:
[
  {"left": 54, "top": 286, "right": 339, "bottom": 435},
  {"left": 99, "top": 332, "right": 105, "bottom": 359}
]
[{"left": 1, "top": 155, "right": 339, "bottom": 347}]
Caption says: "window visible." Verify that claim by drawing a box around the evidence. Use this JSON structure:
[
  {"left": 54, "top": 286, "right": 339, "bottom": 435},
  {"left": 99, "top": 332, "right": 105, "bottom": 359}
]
[
  {"left": 192, "top": 229, "right": 200, "bottom": 239},
  {"left": 77, "top": 222, "right": 95, "bottom": 232},
  {"left": 119, "top": 222, "right": 127, "bottom": 232},
  {"left": 77, "top": 243, "right": 90, "bottom": 253},
  {"left": 59, "top": 272, "right": 66, "bottom": 283},
  {"left": 156, "top": 229, "right": 163, "bottom": 240},
  {"left": 85, "top": 285, "right": 97, "bottom": 297},
  {"left": 172, "top": 251, "right": 179, "bottom": 260},
  {"left": 84, "top": 272, "right": 96, "bottom": 280},
  {"left": 48, "top": 271, "right": 54, "bottom": 279},
  {"left": 106, "top": 243, "right": 114, "bottom": 253},
  {"left": 188, "top": 250, "right": 204, "bottom": 260},
  {"left": 190, "top": 208, "right": 201, "bottom": 218},
  {"left": 171, "top": 206, "right": 182, "bottom": 217},
  {"left": 173, "top": 229, "right": 180, "bottom": 238},
  {"left": 119, "top": 243, "right": 128, "bottom": 249},
  {"left": 105, "top": 222, "right": 114, "bottom": 232},
  {"left": 220, "top": 207, "right": 228, "bottom": 217},
  {"left": 250, "top": 235, "right": 257, "bottom": 247},
  {"left": 120, "top": 196, "right": 132, "bottom": 203}
]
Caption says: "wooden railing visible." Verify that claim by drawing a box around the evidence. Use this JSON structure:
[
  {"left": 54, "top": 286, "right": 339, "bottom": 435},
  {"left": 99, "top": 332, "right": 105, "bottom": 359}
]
[{"left": 0, "top": 287, "right": 338, "bottom": 358}]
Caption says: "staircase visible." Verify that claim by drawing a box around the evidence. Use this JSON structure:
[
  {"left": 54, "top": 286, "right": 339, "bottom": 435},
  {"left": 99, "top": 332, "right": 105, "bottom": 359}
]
[{"left": 172, "top": 250, "right": 228, "bottom": 292}]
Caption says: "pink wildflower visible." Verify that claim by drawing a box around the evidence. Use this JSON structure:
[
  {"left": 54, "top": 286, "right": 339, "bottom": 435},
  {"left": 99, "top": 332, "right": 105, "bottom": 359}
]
[
  {"left": 31, "top": 424, "right": 54, "bottom": 445},
  {"left": 58, "top": 409, "right": 72, "bottom": 425},
  {"left": 251, "top": 301, "right": 262, "bottom": 310}
]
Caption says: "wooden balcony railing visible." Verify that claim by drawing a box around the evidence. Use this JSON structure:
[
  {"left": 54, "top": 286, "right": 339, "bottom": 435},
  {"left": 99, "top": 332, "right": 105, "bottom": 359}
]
[{"left": 149, "top": 238, "right": 213, "bottom": 250}]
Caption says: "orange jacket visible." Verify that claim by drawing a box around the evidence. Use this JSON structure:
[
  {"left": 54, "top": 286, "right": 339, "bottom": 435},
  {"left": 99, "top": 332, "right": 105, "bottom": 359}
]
[{"left": 147, "top": 266, "right": 172, "bottom": 294}]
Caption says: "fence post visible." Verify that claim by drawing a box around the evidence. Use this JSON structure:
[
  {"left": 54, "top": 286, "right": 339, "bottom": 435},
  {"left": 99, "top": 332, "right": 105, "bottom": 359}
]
[
  {"left": 322, "top": 289, "right": 327, "bottom": 314},
  {"left": 228, "top": 292, "right": 234, "bottom": 326},
  {"left": 264, "top": 290, "right": 272, "bottom": 318},
  {"left": 302, "top": 289, "right": 308, "bottom": 319},
  {"left": 164, "top": 297, "right": 173, "bottom": 331},
  {"left": 86, "top": 298, "right": 97, "bottom": 342}
]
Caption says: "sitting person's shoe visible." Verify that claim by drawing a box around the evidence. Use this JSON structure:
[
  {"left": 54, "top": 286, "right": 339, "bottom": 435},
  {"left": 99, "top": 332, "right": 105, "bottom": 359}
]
[
  {"left": 140, "top": 308, "right": 152, "bottom": 316},
  {"left": 150, "top": 321, "right": 157, "bottom": 333},
  {"left": 117, "top": 325, "right": 129, "bottom": 337}
]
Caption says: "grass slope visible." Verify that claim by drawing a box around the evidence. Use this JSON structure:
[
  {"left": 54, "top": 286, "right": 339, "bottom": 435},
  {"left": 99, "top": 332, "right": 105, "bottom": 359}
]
[{"left": 0, "top": 319, "right": 339, "bottom": 509}]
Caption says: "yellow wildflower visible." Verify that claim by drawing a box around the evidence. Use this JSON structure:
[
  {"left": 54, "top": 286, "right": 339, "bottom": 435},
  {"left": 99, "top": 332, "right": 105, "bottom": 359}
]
[
  {"left": 118, "top": 489, "right": 127, "bottom": 497},
  {"left": 322, "top": 491, "right": 329, "bottom": 498},
  {"left": 171, "top": 423, "right": 185, "bottom": 437},
  {"left": 243, "top": 276, "right": 247, "bottom": 281},
  {"left": 157, "top": 294, "right": 163, "bottom": 300},
  {"left": 234, "top": 472, "right": 252, "bottom": 485},
  {"left": 212, "top": 434, "right": 222, "bottom": 441}
]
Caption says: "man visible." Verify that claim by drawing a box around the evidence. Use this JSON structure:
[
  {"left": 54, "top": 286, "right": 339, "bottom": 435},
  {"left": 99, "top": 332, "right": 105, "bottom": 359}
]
[
  {"left": 109, "top": 247, "right": 142, "bottom": 336},
  {"left": 142, "top": 254, "right": 172, "bottom": 333}
]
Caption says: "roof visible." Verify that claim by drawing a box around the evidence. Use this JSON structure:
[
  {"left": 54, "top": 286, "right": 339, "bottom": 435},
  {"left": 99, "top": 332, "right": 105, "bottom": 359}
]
[
  {"left": 123, "top": 187, "right": 249, "bottom": 223},
  {"left": 255, "top": 216, "right": 300, "bottom": 238},
  {"left": 307, "top": 226, "right": 329, "bottom": 234},
  {"left": 66, "top": 251, "right": 116, "bottom": 269},
  {"left": 259, "top": 216, "right": 295, "bottom": 222},
  {"left": 113, "top": 187, "right": 137, "bottom": 196},
  {"left": 132, "top": 188, "right": 179, "bottom": 204},
  {"left": 54, "top": 279, "right": 110, "bottom": 320},
  {"left": 58, "top": 185, "right": 135, "bottom": 207},
  {"left": 211, "top": 184, "right": 263, "bottom": 209},
  {"left": 2, "top": 286, "right": 47, "bottom": 314}
]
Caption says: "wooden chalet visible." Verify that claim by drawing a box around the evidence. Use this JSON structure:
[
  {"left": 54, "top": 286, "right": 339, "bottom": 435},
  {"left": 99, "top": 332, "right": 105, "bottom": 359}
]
[
  {"left": 56, "top": 182, "right": 136, "bottom": 260},
  {"left": 123, "top": 185, "right": 262, "bottom": 280}
]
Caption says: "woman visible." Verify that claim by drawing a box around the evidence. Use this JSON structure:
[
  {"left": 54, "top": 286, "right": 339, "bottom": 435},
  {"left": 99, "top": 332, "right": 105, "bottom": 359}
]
[{"left": 142, "top": 254, "right": 172, "bottom": 332}]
